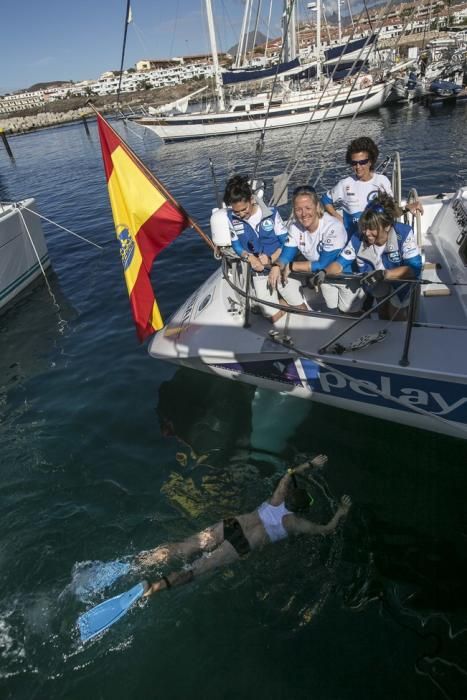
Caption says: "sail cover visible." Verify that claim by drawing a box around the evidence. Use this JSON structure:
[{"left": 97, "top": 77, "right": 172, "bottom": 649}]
[
  {"left": 222, "top": 58, "right": 301, "bottom": 85},
  {"left": 324, "top": 35, "right": 376, "bottom": 63}
]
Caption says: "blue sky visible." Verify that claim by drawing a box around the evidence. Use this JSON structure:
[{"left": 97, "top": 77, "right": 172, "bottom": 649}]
[
  {"left": 1, "top": 0, "right": 358, "bottom": 94},
  {"left": 0, "top": 0, "right": 281, "bottom": 93}
]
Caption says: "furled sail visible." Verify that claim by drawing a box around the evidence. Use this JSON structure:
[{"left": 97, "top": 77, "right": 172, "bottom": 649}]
[{"left": 222, "top": 58, "right": 301, "bottom": 85}]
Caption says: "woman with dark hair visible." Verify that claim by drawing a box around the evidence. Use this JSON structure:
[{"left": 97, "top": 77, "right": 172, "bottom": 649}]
[
  {"left": 322, "top": 137, "right": 423, "bottom": 240},
  {"left": 322, "top": 137, "right": 394, "bottom": 239},
  {"left": 268, "top": 185, "right": 361, "bottom": 314},
  {"left": 326, "top": 191, "right": 423, "bottom": 320},
  {"left": 223, "top": 174, "right": 288, "bottom": 271},
  {"left": 223, "top": 174, "right": 289, "bottom": 322}
]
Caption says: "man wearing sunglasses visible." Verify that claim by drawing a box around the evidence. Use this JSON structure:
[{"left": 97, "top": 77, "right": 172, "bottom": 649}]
[{"left": 322, "top": 137, "right": 422, "bottom": 240}]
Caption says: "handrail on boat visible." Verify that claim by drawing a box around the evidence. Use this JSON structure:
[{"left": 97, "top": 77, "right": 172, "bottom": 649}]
[
  {"left": 391, "top": 151, "right": 402, "bottom": 207},
  {"left": 405, "top": 187, "right": 422, "bottom": 247},
  {"left": 220, "top": 254, "right": 420, "bottom": 364},
  {"left": 377, "top": 151, "right": 402, "bottom": 207}
]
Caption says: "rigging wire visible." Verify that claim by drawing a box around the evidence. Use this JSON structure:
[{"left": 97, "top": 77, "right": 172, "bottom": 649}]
[
  {"left": 17, "top": 208, "right": 67, "bottom": 332},
  {"left": 273, "top": 0, "right": 420, "bottom": 196},
  {"left": 250, "top": 0, "right": 263, "bottom": 65},
  {"left": 263, "top": 0, "right": 274, "bottom": 60},
  {"left": 251, "top": 0, "right": 298, "bottom": 180},
  {"left": 169, "top": 0, "right": 181, "bottom": 58},
  {"left": 267, "top": 2, "right": 377, "bottom": 201},
  {"left": 311, "top": 2, "right": 422, "bottom": 189}
]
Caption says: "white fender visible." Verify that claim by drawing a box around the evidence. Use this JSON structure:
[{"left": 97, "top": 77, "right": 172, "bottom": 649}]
[{"left": 210, "top": 207, "right": 232, "bottom": 246}]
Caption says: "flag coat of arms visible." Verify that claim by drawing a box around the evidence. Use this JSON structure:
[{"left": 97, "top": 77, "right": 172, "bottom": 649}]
[{"left": 96, "top": 113, "right": 189, "bottom": 341}]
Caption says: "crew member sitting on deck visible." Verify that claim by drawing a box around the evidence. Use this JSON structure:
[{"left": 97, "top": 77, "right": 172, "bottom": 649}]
[
  {"left": 138, "top": 455, "right": 352, "bottom": 596},
  {"left": 224, "top": 175, "right": 288, "bottom": 323},
  {"left": 268, "top": 185, "right": 361, "bottom": 316},
  {"left": 321, "top": 136, "right": 423, "bottom": 239},
  {"left": 326, "top": 192, "right": 423, "bottom": 321}
]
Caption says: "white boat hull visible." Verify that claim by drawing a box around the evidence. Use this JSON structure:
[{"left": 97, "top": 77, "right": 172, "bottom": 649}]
[
  {"left": 0, "top": 199, "right": 50, "bottom": 311},
  {"left": 138, "top": 83, "right": 391, "bottom": 142},
  {"left": 149, "top": 188, "right": 467, "bottom": 440}
]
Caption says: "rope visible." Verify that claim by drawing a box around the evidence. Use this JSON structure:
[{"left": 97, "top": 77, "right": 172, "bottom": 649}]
[
  {"left": 17, "top": 208, "right": 67, "bottom": 333},
  {"left": 280, "top": 0, "right": 422, "bottom": 193},
  {"left": 18, "top": 205, "right": 104, "bottom": 250},
  {"left": 309, "top": 0, "right": 421, "bottom": 191},
  {"left": 122, "top": 119, "right": 145, "bottom": 140},
  {"left": 270, "top": 2, "right": 383, "bottom": 203},
  {"left": 251, "top": 0, "right": 298, "bottom": 180}
]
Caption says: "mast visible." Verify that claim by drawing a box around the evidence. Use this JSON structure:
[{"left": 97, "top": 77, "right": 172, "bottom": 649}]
[
  {"left": 235, "top": 0, "right": 251, "bottom": 68},
  {"left": 317, "top": 0, "right": 321, "bottom": 82},
  {"left": 337, "top": 0, "right": 342, "bottom": 41},
  {"left": 346, "top": 0, "right": 354, "bottom": 29},
  {"left": 307, "top": 1, "right": 321, "bottom": 80},
  {"left": 283, "top": 0, "right": 297, "bottom": 62},
  {"left": 264, "top": 0, "right": 273, "bottom": 61},
  {"left": 205, "top": 0, "right": 225, "bottom": 110},
  {"left": 242, "top": 0, "right": 255, "bottom": 66}
]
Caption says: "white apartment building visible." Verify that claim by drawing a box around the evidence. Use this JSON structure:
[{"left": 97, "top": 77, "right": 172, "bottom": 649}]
[{"left": 0, "top": 90, "right": 46, "bottom": 114}]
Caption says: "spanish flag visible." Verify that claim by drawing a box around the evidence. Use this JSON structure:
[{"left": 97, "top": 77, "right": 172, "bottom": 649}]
[{"left": 96, "top": 113, "right": 190, "bottom": 341}]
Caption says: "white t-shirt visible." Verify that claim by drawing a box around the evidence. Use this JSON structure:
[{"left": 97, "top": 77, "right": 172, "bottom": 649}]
[
  {"left": 323, "top": 173, "right": 393, "bottom": 237},
  {"left": 283, "top": 212, "right": 347, "bottom": 263}
]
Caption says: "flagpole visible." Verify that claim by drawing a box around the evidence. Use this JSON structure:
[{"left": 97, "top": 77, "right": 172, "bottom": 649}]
[{"left": 88, "top": 104, "right": 214, "bottom": 251}]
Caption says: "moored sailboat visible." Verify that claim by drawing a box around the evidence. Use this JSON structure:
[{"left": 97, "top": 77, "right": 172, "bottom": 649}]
[{"left": 136, "top": 0, "right": 392, "bottom": 142}]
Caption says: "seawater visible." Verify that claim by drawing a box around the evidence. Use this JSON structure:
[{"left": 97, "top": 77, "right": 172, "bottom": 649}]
[{"left": 0, "top": 104, "right": 467, "bottom": 700}]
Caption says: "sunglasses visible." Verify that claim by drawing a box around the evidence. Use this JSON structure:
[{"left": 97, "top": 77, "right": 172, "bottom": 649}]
[
  {"left": 351, "top": 158, "right": 370, "bottom": 166},
  {"left": 292, "top": 185, "right": 316, "bottom": 196}
]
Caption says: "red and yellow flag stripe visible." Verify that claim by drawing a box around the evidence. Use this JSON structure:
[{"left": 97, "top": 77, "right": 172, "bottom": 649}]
[{"left": 97, "top": 113, "right": 189, "bottom": 341}]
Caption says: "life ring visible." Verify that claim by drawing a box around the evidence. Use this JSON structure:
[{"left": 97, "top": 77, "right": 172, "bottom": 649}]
[{"left": 359, "top": 75, "right": 373, "bottom": 89}]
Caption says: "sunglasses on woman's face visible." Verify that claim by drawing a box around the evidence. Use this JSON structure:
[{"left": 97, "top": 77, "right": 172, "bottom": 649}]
[{"left": 351, "top": 158, "right": 370, "bottom": 166}]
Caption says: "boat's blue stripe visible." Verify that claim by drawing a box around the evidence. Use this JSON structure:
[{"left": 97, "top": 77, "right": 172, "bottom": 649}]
[{"left": 0, "top": 254, "right": 50, "bottom": 301}]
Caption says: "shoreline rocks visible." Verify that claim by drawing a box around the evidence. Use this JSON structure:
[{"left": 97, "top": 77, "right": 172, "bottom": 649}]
[{"left": 0, "top": 106, "right": 117, "bottom": 135}]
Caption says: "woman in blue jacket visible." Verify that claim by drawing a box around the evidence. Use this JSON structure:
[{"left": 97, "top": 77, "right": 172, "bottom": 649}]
[{"left": 327, "top": 192, "right": 423, "bottom": 320}]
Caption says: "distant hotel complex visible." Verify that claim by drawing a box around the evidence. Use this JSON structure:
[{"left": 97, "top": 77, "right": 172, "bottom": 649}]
[{"left": 1, "top": 0, "right": 466, "bottom": 115}]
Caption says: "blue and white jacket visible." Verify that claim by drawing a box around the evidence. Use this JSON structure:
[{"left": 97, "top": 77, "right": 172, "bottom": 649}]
[
  {"left": 336, "top": 222, "right": 422, "bottom": 299},
  {"left": 228, "top": 200, "right": 288, "bottom": 258}
]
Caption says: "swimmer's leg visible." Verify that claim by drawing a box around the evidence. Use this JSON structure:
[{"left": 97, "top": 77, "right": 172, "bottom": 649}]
[
  {"left": 144, "top": 540, "right": 240, "bottom": 597},
  {"left": 137, "top": 522, "right": 224, "bottom": 567}
]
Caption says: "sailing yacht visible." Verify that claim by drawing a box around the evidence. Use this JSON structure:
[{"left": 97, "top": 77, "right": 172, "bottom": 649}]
[
  {"left": 136, "top": 0, "right": 392, "bottom": 142},
  {"left": 148, "top": 169, "right": 467, "bottom": 441}
]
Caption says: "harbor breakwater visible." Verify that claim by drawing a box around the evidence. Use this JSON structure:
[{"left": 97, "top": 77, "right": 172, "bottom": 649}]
[
  {"left": 0, "top": 81, "right": 204, "bottom": 135},
  {"left": 0, "top": 106, "right": 103, "bottom": 134}
]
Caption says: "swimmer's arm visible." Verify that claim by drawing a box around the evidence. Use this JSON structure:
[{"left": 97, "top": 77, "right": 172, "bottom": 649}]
[
  {"left": 288, "top": 496, "right": 352, "bottom": 535},
  {"left": 269, "top": 455, "right": 328, "bottom": 505},
  {"left": 269, "top": 471, "right": 295, "bottom": 506}
]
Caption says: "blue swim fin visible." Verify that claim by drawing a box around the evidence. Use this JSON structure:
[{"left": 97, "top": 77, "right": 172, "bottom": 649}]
[{"left": 78, "top": 581, "right": 147, "bottom": 642}]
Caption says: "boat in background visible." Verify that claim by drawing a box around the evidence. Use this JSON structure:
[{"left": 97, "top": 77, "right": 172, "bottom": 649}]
[
  {"left": 0, "top": 199, "right": 50, "bottom": 311},
  {"left": 136, "top": 0, "right": 392, "bottom": 142},
  {"left": 137, "top": 80, "right": 391, "bottom": 142}
]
